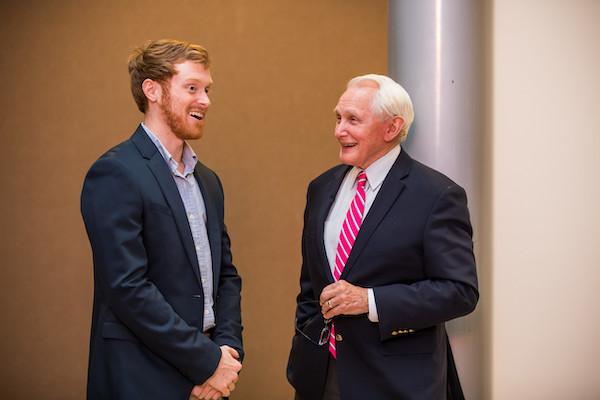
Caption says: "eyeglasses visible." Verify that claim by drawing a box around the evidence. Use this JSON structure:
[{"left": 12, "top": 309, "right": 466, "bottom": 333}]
[{"left": 294, "top": 300, "right": 332, "bottom": 346}]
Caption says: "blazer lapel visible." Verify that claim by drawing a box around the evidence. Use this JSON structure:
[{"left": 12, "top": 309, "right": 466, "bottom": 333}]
[
  {"left": 131, "top": 127, "right": 203, "bottom": 287},
  {"left": 193, "top": 166, "right": 221, "bottom": 297},
  {"left": 315, "top": 165, "right": 351, "bottom": 283},
  {"left": 340, "top": 150, "right": 413, "bottom": 279}
]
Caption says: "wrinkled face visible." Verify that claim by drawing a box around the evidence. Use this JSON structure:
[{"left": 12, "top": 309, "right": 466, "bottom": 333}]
[
  {"left": 159, "top": 61, "right": 212, "bottom": 140},
  {"left": 334, "top": 84, "right": 393, "bottom": 169}
]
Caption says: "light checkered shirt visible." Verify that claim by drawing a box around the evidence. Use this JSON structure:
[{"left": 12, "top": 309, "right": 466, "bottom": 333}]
[{"left": 142, "top": 123, "right": 215, "bottom": 331}]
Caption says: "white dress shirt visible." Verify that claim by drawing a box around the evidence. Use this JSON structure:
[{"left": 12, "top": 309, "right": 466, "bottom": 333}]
[{"left": 324, "top": 145, "right": 401, "bottom": 322}]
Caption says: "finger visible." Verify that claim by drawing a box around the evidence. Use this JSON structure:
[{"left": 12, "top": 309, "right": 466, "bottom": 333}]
[
  {"left": 221, "top": 346, "right": 241, "bottom": 363},
  {"left": 228, "top": 382, "right": 236, "bottom": 392},
  {"left": 203, "top": 388, "right": 217, "bottom": 400},
  {"left": 193, "top": 384, "right": 209, "bottom": 395},
  {"left": 217, "top": 385, "right": 231, "bottom": 397},
  {"left": 321, "top": 297, "right": 334, "bottom": 314},
  {"left": 231, "top": 360, "right": 242, "bottom": 372},
  {"left": 319, "top": 283, "right": 338, "bottom": 305},
  {"left": 213, "top": 388, "right": 231, "bottom": 400},
  {"left": 197, "top": 384, "right": 212, "bottom": 399},
  {"left": 320, "top": 292, "right": 336, "bottom": 309},
  {"left": 227, "top": 347, "right": 240, "bottom": 359},
  {"left": 191, "top": 385, "right": 203, "bottom": 397},
  {"left": 325, "top": 300, "right": 346, "bottom": 319}
]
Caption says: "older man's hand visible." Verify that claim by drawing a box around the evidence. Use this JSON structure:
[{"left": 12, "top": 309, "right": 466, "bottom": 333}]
[{"left": 320, "top": 280, "right": 369, "bottom": 319}]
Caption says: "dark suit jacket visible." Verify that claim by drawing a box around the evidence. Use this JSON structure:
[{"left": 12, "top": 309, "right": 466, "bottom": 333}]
[
  {"left": 287, "top": 150, "right": 478, "bottom": 400},
  {"left": 81, "top": 126, "right": 243, "bottom": 400}
]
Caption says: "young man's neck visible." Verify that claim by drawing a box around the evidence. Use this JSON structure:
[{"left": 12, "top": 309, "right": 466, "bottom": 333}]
[{"left": 143, "top": 114, "right": 184, "bottom": 165}]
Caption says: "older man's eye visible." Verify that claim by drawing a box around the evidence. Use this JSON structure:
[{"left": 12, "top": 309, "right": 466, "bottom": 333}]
[{"left": 188, "top": 86, "right": 196, "bottom": 93}]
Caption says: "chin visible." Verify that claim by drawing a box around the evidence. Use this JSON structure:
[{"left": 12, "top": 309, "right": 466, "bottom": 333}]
[
  {"left": 177, "top": 128, "right": 204, "bottom": 141},
  {"left": 189, "top": 131, "right": 204, "bottom": 140},
  {"left": 339, "top": 151, "right": 358, "bottom": 167}
]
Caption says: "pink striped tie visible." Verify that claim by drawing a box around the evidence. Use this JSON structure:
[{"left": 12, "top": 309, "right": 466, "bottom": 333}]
[{"left": 329, "top": 170, "right": 367, "bottom": 358}]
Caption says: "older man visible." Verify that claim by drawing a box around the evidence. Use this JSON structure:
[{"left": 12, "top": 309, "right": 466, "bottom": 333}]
[
  {"left": 287, "top": 74, "right": 478, "bottom": 399},
  {"left": 81, "top": 39, "right": 242, "bottom": 400}
]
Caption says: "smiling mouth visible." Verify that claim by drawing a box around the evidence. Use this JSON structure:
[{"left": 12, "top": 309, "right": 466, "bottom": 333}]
[
  {"left": 341, "top": 143, "right": 357, "bottom": 148},
  {"left": 189, "top": 111, "right": 204, "bottom": 120}
]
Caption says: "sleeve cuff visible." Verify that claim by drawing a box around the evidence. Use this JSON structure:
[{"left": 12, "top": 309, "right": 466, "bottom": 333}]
[{"left": 367, "top": 288, "right": 379, "bottom": 323}]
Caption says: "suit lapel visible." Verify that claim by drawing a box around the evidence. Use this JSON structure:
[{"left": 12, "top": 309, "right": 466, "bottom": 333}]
[
  {"left": 340, "top": 150, "right": 412, "bottom": 279},
  {"left": 193, "top": 166, "right": 221, "bottom": 296},
  {"left": 131, "top": 126, "right": 203, "bottom": 287},
  {"left": 315, "top": 165, "right": 351, "bottom": 283}
]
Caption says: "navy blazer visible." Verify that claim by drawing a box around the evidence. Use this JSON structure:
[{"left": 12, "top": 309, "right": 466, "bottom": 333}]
[
  {"left": 287, "top": 150, "right": 478, "bottom": 400},
  {"left": 81, "top": 126, "right": 243, "bottom": 400}
]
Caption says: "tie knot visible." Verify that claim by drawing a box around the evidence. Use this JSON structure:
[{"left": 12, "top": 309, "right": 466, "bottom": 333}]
[{"left": 356, "top": 171, "right": 367, "bottom": 189}]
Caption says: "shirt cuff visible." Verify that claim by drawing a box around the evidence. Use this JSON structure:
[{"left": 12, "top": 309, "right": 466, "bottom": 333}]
[{"left": 367, "top": 288, "right": 379, "bottom": 322}]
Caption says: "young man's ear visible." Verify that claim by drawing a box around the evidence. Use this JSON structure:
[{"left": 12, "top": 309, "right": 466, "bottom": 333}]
[
  {"left": 384, "top": 116, "right": 405, "bottom": 143},
  {"left": 142, "top": 79, "right": 162, "bottom": 105}
]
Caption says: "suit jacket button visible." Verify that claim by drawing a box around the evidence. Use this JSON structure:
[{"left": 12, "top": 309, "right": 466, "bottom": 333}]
[{"left": 335, "top": 333, "right": 343, "bottom": 342}]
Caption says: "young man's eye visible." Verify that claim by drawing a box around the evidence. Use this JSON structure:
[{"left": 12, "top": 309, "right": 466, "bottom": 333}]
[{"left": 188, "top": 86, "right": 196, "bottom": 92}]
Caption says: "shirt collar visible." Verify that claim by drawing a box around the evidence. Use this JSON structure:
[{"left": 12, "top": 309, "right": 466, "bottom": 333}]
[
  {"left": 141, "top": 122, "right": 198, "bottom": 176},
  {"left": 349, "top": 145, "right": 401, "bottom": 191}
]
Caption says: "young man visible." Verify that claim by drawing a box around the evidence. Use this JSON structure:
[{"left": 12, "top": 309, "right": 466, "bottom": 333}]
[{"left": 81, "top": 39, "right": 243, "bottom": 400}]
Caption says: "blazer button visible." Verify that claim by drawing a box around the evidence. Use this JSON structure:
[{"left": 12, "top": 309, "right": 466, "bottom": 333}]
[{"left": 335, "top": 333, "right": 343, "bottom": 342}]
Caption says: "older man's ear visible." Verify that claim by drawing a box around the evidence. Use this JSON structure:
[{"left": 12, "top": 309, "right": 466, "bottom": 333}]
[{"left": 384, "top": 115, "right": 405, "bottom": 143}]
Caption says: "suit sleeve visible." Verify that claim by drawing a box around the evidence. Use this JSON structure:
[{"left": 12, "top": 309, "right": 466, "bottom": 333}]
[
  {"left": 295, "top": 182, "right": 321, "bottom": 330},
  {"left": 373, "top": 184, "right": 479, "bottom": 340},
  {"left": 81, "top": 157, "right": 222, "bottom": 384},
  {"left": 210, "top": 174, "right": 244, "bottom": 360}
]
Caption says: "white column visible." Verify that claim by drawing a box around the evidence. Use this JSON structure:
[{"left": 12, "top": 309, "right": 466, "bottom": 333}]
[{"left": 389, "top": 1, "right": 484, "bottom": 398}]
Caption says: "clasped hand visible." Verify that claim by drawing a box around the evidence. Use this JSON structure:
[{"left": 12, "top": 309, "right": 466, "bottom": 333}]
[
  {"left": 319, "top": 279, "right": 368, "bottom": 320},
  {"left": 190, "top": 345, "right": 241, "bottom": 400}
]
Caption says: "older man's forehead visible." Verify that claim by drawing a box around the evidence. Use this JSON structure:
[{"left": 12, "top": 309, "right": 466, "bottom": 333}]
[{"left": 336, "top": 86, "right": 375, "bottom": 110}]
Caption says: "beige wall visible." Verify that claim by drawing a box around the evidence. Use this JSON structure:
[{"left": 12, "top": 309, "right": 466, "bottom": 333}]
[
  {"left": 489, "top": 0, "right": 600, "bottom": 398},
  {"left": 0, "top": 1, "right": 387, "bottom": 399},
  {"left": 5, "top": 1, "right": 600, "bottom": 398}
]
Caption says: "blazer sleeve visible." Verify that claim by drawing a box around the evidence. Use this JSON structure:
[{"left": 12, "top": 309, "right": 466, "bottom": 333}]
[
  {"left": 210, "top": 174, "right": 244, "bottom": 360},
  {"left": 295, "top": 182, "right": 322, "bottom": 329},
  {"left": 373, "top": 184, "right": 479, "bottom": 340},
  {"left": 81, "top": 157, "right": 222, "bottom": 384}
]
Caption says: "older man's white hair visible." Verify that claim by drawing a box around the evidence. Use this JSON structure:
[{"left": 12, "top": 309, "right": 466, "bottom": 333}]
[{"left": 347, "top": 74, "right": 414, "bottom": 142}]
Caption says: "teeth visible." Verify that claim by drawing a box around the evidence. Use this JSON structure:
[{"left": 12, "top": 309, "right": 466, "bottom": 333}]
[
  {"left": 342, "top": 143, "right": 356, "bottom": 147},
  {"left": 189, "top": 111, "right": 204, "bottom": 120}
]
